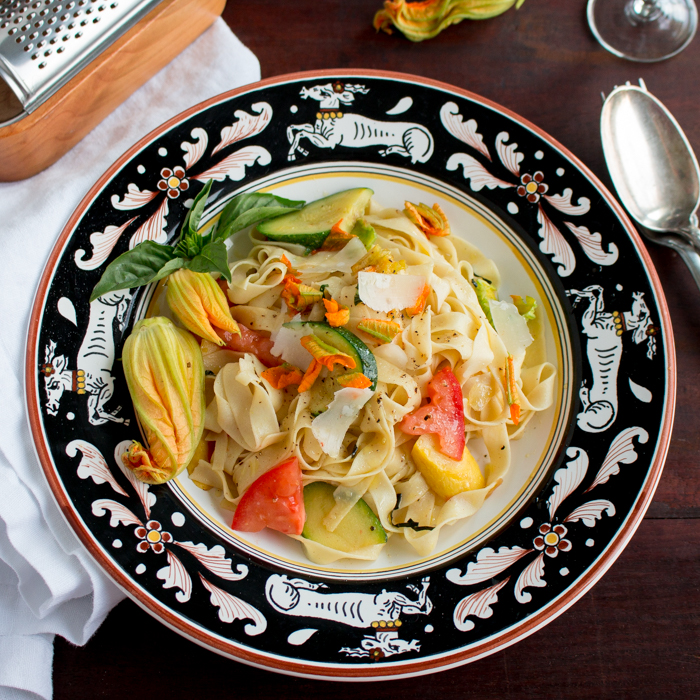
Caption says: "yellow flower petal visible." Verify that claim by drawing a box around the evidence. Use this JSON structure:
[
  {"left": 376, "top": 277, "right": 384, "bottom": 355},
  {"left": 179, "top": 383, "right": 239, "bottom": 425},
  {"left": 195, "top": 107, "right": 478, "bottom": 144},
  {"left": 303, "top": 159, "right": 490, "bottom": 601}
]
[
  {"left": 166, "top": 269, "right": 239, "bottom": 345},
  {"left": 122, "top": 317, "right": 205, "bottom": 484}
]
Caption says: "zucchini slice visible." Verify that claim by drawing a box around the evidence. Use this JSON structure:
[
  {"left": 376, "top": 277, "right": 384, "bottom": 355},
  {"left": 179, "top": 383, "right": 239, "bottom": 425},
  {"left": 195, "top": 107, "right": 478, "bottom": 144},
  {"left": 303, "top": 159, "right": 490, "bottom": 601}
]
[
  {"left": 257, "top": 188, "right": 373, "bottom": 249},
  {"left": 283, "top": 321, "right": 378, "bottom": 390},
  {"left": 302, "top": 482, "right": 387, "bottom": 551}
]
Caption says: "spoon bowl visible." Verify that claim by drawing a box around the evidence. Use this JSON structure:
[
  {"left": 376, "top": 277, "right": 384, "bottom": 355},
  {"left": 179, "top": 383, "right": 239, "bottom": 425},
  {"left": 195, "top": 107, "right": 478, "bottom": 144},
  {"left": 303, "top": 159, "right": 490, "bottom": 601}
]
[{"left": 601, "top": 79, "right": 700, "bottom": 288}]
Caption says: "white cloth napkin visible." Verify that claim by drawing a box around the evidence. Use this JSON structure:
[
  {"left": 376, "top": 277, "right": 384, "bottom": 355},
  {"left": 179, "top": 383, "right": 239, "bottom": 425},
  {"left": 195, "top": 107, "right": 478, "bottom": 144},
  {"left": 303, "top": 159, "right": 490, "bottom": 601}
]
[{"left": 0, "top": 18, "right": 260, "bottom": 700}]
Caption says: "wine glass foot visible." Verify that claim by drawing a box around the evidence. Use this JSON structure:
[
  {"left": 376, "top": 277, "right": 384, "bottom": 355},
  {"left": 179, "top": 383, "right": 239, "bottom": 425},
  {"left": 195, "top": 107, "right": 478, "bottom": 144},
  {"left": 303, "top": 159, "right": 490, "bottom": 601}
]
[{"left": 588, "top": 0, "right": 698, "bottom": 62}]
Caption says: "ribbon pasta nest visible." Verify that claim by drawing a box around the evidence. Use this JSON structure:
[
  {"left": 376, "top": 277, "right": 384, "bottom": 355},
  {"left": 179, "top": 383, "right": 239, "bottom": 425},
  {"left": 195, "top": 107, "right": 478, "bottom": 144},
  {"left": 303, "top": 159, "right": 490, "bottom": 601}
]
[{"left": 183, "top": 187, "right": 557, "bottom": 565}]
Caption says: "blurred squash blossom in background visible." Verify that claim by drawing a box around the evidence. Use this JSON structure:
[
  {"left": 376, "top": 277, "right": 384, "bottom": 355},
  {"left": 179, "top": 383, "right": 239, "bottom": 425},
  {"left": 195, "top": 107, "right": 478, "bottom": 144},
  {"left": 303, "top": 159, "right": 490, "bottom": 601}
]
[{"left": 373, "top": 0, "right": 526, "bottom": 42}]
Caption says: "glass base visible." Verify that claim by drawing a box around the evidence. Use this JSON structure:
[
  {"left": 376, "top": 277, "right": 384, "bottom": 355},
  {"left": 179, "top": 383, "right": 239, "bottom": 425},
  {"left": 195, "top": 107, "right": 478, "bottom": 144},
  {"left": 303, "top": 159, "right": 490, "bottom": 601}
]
[{"left": 588, "top": 0, "right": 698, "bottom": 61}]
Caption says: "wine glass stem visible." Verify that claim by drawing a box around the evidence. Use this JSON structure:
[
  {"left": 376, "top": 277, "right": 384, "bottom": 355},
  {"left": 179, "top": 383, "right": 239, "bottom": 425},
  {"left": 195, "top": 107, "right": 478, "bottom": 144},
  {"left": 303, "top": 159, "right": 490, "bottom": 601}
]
[{"left": 627, "top": 0, "right": 664, "bottom": 22}]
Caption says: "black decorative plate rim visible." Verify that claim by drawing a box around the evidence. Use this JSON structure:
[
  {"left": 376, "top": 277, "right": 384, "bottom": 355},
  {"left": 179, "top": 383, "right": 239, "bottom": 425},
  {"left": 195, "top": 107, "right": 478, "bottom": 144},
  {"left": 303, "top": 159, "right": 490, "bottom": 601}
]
[{"left": 26, "top": 69, "right": 675, "bottom": 679}]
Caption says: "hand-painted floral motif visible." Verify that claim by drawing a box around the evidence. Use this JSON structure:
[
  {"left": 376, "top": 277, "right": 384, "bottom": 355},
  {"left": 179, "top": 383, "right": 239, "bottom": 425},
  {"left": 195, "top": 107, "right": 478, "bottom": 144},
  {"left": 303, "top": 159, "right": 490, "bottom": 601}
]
[
  {"left": 517, "top": 171, "right": 548, "bottom": 203},
  {"left": 74, "top": 104, "right": 273, "bottom": 270},
  {"left": 157, "top": 166, "right": 190, "bottom": 199},
  {"left": 78, "top": 440, "right": 264, "bottom": 634},
  {"left": 135, "top": 520, "right": 173, "bottom": 554},
  {"left": 447, "top": 426, "right": 648, "bottom": 629},
  {"left": 533, "top": 523, "right": 572, "bottom": 558},
  {"left": 440, "top": 101, "right": 619, "bottom": 277}
]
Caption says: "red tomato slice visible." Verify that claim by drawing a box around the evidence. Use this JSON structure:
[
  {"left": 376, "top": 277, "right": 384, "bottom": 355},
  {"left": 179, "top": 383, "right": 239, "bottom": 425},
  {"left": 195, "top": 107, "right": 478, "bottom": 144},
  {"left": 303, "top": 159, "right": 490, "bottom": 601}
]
[
  {"left": 217, "top": 323, "right": 283, "bottom": 368},
  {"left": 399, "top": 367, "right": 466, "bottom": 460},
  {"left": 231, "top": 457, "right": 305, "bottom": 535}
]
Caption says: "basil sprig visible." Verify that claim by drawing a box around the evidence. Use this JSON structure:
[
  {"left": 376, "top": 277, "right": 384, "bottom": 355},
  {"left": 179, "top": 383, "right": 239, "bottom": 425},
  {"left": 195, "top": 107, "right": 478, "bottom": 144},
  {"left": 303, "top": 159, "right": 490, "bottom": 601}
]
[{"left": 89, "top": 182, "right": 304, "bottom": 302}]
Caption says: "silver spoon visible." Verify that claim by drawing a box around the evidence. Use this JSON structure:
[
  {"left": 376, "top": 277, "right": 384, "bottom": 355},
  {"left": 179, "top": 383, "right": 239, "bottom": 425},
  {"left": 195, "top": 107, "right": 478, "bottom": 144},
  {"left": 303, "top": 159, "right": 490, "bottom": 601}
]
[{"left": 601, "top": 78, "right": 700, "bottom": 289}]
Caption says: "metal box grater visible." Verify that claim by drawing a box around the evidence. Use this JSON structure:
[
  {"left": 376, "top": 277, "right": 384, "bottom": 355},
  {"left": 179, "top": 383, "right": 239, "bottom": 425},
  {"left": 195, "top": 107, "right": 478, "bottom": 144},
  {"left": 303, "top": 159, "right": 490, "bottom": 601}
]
[
  {"left": 0, "top": 0, "right": 163, "bottom": 119},
  {"left": 0, "top": 0, "right": 226, "bottom": 180}
]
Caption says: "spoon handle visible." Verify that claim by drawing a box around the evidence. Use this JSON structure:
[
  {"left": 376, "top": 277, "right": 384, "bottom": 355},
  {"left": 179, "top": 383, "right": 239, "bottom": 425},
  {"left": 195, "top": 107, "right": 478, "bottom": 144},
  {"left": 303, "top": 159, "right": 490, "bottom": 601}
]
[
  {"left": 659, "top": 234, "right": 700, "bottom": 291},
  {"left": 677, "top": 216, "right": 700, "bottom": 252}
]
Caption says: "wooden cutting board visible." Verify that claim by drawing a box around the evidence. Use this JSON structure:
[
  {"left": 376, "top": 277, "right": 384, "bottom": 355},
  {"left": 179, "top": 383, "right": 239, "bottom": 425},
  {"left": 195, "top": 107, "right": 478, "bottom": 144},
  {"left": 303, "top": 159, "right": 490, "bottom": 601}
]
[{"left": 0, "top": 0, "right": 226, "bottom": 181}]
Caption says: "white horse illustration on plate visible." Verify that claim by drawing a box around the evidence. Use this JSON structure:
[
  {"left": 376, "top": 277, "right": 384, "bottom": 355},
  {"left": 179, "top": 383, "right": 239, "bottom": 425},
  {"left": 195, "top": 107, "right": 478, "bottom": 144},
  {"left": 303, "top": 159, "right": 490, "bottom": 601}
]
[
  {"left": 42, "top": 290, "right": 131, "bottom": 425},
  {"left": 287, "top": 82, "right": 434, "bottom": 163},
  {"left": 568, "top": 285, "right": 657, "bottom": 433}
]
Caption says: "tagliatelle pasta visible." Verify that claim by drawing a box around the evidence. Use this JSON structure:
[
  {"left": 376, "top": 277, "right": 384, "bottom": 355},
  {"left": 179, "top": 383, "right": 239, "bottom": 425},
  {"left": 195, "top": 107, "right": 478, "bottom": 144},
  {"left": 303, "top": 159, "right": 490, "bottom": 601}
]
[{"left": 188, "top": 192, "right": 557, "bottom": 564}]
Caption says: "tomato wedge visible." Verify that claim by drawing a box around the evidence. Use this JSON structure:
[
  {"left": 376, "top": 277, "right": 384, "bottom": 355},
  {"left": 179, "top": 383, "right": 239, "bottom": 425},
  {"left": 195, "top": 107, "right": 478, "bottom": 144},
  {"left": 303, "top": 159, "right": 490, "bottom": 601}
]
[
  {"left": 231, "top": 457, "right": 305, "bottom": 535},
  {"left": 399, "top": 367, "right": 466, "bottom": 460},
  {"left": 216, "top": 323, "right": 282, "bottom": 368}
]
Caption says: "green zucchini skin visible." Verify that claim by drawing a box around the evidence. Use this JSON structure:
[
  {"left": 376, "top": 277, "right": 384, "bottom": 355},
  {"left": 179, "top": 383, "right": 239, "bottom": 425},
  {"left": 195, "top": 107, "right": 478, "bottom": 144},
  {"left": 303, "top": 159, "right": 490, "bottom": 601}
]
[
  {"left": 301, "top": 482, "right": 387, "bottom": 551},
  {"left": 283, "top": 321, "right": 378, "bottom": 390},
  {"left": 350, "top": 218, "right": 376, "bottom": 250},
  {"left": 257, "top": 188, "right": 373, "bottom": 248}
]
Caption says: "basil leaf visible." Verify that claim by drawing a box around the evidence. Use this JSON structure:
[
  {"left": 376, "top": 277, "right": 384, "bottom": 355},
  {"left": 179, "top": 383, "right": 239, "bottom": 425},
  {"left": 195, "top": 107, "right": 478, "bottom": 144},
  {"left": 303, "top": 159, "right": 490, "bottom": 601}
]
[
  {"left": 180, "top": 179, "right": 213, "bottom": 239},
  {"left": 90, "top": 241, "right": 177, "bottom": 302},
  {"left": 215, "top": 192, "right": 305, "bottom": 241},
  {"left": 185, "top": 239, "right": 231, "bottom": 282},
  {"left": 175, "top": 230, "right": 204, "bottom": 259},
  {"left": 152, "top": 257, "right": 185, "bottom": 281}
]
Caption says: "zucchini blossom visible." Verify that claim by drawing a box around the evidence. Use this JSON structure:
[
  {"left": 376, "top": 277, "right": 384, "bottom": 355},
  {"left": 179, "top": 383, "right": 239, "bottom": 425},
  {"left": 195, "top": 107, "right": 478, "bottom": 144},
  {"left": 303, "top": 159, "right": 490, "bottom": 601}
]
[
  {"left": 374, "top": 0, "right": 526, "bottom": 42},
  {"left": 122, "top": 317, "right": 205, "bottom": 484},
  {"left": 166, "top": 269, "right": 240, "bottom": 346}
]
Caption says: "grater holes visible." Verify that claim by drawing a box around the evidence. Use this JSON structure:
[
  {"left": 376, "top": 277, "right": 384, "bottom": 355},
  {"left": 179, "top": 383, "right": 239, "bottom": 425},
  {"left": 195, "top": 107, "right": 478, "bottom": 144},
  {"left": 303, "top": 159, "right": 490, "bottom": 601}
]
[{"left": 2, "top": 0, "right": 147, "bottom": 72}]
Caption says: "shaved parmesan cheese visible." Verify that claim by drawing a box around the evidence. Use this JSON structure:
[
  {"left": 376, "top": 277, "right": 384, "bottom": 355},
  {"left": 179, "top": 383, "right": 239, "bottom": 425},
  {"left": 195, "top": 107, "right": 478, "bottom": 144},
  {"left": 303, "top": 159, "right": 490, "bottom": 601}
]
[
  {"left": 311, "top": 387, "right": 374, "bottom": 458},
  {"left": 271, "top": 314, "right": 312, "bottom": 370},
  {"left": 288, "top": 237, "right": 366, "bottom": 274},
  {"left": 489, "top": 299, "right": 533, "bottom": 357},
  {"left": 358, "top": 272, "right": 427, "bottom": 312}
]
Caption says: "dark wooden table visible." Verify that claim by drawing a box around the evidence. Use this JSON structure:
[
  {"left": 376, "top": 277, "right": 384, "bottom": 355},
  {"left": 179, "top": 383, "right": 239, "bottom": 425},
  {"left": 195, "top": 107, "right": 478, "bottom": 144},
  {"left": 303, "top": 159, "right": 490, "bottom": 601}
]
[{"left": 54, "top": 1, "right": 700, "bottom": 697}]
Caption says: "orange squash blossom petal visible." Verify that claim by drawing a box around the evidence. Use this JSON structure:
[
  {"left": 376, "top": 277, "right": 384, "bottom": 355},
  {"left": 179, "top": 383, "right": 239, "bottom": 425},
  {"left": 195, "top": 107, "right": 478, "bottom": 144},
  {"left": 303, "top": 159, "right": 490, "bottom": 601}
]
[
  {"left": 261, "top": 364, "right": 304, "bottom": 389},
  {"left": 405, "top": 283, "right": 431, "bottom": 316},
  {"left": 300, "top": 335, "right": 356, "bottom": 371},
  {"left": 298, "top": 360, "right": 323, "bottom": 392}
]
